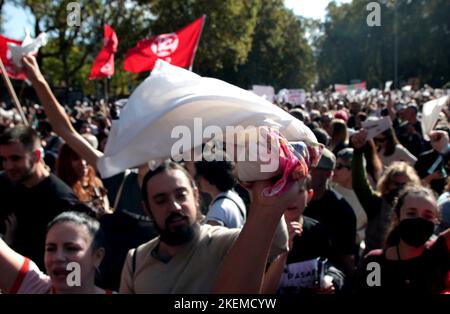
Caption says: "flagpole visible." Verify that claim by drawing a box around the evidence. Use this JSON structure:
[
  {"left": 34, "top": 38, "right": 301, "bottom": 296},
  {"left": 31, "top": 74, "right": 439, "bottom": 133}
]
[
  {"left": 189, "top": 14, "right": 206, "bottom": 72},
  {"left": 0, "top": 58, "right": 29, "bottom": 126},
  {"left": 104, "top": 77, "right": 109, "bottom": 103}
]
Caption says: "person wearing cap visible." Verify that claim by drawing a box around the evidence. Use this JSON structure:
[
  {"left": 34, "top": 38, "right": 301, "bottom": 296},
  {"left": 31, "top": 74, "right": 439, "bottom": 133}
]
[
  {"left": 303, "top": 148, "right": 357, "bottom": 286},
  {"left": 415, "top": 130, "right": 450, "bottom": 195}
]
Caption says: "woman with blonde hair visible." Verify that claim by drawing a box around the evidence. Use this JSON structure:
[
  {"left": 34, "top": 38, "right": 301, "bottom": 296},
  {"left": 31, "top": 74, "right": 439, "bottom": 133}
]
[
  {"left": 373, "top": 127, "right": 416, "bottom": 168},
  {"left": 376, "top": 161, "right": 421, "bottom": 196},
  {"left": 351, "top": 129, "right": 422, "bottom": 253}
]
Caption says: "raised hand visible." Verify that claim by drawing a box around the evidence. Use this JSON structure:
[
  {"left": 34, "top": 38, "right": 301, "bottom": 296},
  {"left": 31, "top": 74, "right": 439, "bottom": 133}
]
[
  {"left": 247, "top": 178, "right": 302, "bottom": 217},
  {"left": 287, "top": 220, "right": 303, "bottom": 251},
  {"left": 21, "top": 54, "right": 44, "bottom": 84},
  {"left": 3, "top": 213, "right": 17, "bottom": 246},
  {"left": 351, "top": 129, "right": 368, "bottom": 149},
  {"left": 429, "top": 130, "right": 449, "bottom": 154}
]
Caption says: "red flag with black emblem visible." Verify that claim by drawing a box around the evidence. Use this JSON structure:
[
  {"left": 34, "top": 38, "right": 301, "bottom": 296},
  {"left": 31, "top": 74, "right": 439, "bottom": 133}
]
[
  {"left": 88, "top": 25, "right": 118, "bottom": 79},
  {"left": 123, "top": 16, "right": 204, "bottom": 73}
]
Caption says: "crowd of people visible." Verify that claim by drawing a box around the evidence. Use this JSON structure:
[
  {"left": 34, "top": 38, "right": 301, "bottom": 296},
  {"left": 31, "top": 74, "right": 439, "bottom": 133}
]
[{"left": 0, "top": 54, "right": 449, "bottom": 294}]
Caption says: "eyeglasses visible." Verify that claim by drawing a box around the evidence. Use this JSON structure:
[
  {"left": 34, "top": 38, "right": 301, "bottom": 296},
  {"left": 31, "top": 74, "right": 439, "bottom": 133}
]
[{"left": 335, "top": 163, "right": 351, "bottom": 170}]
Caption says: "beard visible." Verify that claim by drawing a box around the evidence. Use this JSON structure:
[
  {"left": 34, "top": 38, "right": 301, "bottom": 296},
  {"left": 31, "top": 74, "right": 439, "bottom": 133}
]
[
  {"left": 8, "top": 163, "right": 35, "bottom": 184},
  {"left": 155, "top": 212, "right": 197, "bottom": 246}
]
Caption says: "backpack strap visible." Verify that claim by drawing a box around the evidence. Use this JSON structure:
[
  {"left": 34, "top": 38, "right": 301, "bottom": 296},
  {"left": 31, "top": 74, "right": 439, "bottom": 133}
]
[
  {"left": 113, "top": 169, "right": 131, "bottom": 210},
  {"left": 212, "top": 194, "right": 245, "bottom": 219},
  {"left": 132, "top": 247, "right": 137, "bottom": 275}
]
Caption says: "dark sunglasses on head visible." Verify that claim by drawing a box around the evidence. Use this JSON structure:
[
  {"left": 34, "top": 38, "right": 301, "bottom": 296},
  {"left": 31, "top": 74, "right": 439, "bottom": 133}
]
[
  {"left": 391, "top": 181, "right": 407, "bottom": 189},
  {"left": 335, "top": 163, "right": 351, "bottom": 170},
  {"left": 374, "top": 137, "right": 387, "bottom": 143}
]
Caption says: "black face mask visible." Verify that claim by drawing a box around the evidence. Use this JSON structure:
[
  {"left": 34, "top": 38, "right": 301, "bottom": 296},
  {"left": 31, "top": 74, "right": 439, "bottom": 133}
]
[{"left": 398, "top": 218, "right": 435, "bottom": 247}]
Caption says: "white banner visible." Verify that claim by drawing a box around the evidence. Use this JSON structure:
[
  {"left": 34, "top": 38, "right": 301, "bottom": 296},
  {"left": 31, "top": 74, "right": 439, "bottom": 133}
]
[
  {"left": 421, "top": 96, "right": 449, "bottom": 140},
  {"left": 362, "top": 116, "right": 393, "bottom": 140},
  {"left": 97, "top": 60, "right": 318, "bottom": 178},
  {"left": 252, "top": 85, "right": 275, "bottom": 102},
  {"left": 286, "top": 89, "right": 306, "bottom": 106}
]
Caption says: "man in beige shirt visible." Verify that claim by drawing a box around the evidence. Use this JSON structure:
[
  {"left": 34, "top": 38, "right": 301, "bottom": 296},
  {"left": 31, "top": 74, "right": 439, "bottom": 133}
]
[{"left": 119, "top": 161, "right": 289, "bottom": 293}]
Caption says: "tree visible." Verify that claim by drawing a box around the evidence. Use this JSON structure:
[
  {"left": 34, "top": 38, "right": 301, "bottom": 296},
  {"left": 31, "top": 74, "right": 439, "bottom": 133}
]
[
  {"left": 151, "top": 0, "right": 315, "bottom": 90},
  {"left": 12, "top": 0, "right": 316, "bottom": 97},
  {"left": 230, "top": 0, "right": 315, "bottom": 90},
  {"left": 316, "top": 0, "right": 450, "bottom": 89},
  {"left": 149, "top": 0, "right": 261, "bottom": 78},
  {"left": 12, "top": 0, "right": 154, "bottom": 98}
]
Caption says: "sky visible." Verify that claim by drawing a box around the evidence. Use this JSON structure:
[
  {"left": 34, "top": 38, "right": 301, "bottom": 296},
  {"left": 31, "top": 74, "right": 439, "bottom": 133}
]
[
  {"left": 284, "top": 0, "right": 352, "bottom": 20},
  {"left": 2, "top": 0, "right": 353, "bottom": 40},
  {"left": 2, "top": 2, "right": 35, "bottom": 39}
]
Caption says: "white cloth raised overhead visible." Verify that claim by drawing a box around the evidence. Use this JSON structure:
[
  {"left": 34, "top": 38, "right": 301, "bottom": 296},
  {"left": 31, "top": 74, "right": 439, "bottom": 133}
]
[
  {"left": 8, "top": 31, "right": 48, "bottom": 67},
  {"left": 97, "top": 60, "right": 318, "bottom": 178},
  {"left": 421, "top": 96, "right": 449, "bottom": 140}
]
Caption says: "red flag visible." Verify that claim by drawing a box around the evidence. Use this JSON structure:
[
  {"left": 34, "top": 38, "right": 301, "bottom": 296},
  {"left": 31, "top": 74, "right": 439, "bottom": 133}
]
[
  {"left": 88, "top": 25, "right": 118, "bottom": 79},
  {"left": 123, "top": 16, "right": 204, "bottom": 73},
  {"left": 0, "top": 35, "right": 26, "bottom": 80},
  {"left": 335, "top": 81, "right": 367, "bottom": 93}
]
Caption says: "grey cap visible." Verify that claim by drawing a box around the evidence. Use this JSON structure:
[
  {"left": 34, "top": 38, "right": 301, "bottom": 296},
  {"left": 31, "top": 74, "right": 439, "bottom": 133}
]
[{"left": 315, "top": 148, "right": 336, "bottom": 170}]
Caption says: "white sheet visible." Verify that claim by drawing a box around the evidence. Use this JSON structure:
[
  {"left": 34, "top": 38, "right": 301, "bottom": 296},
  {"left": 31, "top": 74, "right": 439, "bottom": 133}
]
[
  {"left": 421, "top": 96, "right": 449, "bottom": 140},
  {"left": 97, "top": 60, "right": 318, "bottom": 178}
]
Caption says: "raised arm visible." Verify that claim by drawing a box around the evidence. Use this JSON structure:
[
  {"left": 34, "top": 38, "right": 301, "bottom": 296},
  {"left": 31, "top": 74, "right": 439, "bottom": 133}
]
[
  {"left": 261, "top": 219, "right": 301, "bottom": 293},
  {"left": 351, "top": 130, "right": 382, "bottom": 219},
  {"left": 21, "top": 55, "right": 103, "bottom": 169},
  {"left": 0, "top": 236, "right": 25, "bottom": 293},
  {"left": 385, "top": 92, "right": 398, "bottom": 123},
  {"left": 212, "top": 179, "right": 299, "bottom": 294}
]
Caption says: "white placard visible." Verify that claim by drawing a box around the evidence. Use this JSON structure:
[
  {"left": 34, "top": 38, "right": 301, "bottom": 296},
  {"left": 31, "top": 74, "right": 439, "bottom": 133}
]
[
  {"left": 252, "top": 85, "right": 274, "bottom": 102},
  {"left": 286, "top": 89, "right": 306, "bottom": 106},
  {"left": 362, "top": 116, "right": 393, "bottom": 140}
]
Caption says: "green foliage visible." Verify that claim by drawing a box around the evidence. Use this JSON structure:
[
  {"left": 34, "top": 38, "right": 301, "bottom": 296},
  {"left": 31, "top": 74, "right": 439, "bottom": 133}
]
[
  {"left": 13, "top": 0, "right": 154, "bottom": 95},
  {"left": 8, "top": 0, "right": 450, "bottom": 97},
  {"left": 150, "top": 0, "right": 261, "bottom": 76},
  {"left": 14, "top": 0, "right": 316, "bottom": 96},
  {"left": 317, "top": 0, "right": 450, "bottom": 89},
  {"left": 228, "top": 0, "right": 315, "bottom": 90}
]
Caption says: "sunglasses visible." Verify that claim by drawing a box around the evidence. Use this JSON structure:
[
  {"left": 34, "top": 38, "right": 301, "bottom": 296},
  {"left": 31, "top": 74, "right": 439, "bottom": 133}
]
[
  {"left": 391, "top": 181, "right": 407, "bottom": 189},
  {"left": 374, "top": 137, "right": 387, "bottom": 143},
  {"left": 335, "top": 163, "right": 351, "bottom": 170}
]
